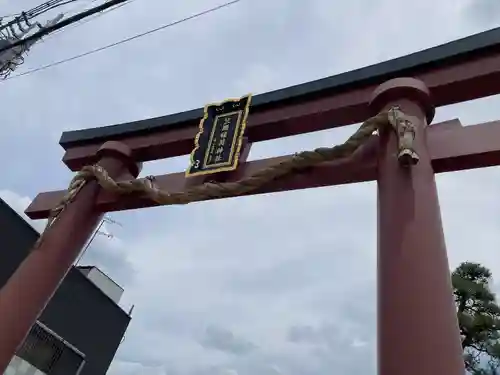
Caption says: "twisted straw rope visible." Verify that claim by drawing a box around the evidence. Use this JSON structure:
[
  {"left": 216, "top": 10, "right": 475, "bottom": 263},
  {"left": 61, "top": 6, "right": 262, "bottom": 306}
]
[{"left": 36, "top": 108, "right": 400, "bottom": 247}]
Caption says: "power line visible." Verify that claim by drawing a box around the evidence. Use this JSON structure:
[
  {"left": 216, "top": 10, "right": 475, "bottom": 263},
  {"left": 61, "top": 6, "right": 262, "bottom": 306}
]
[
  {"left": 0, "top": 0, "right": 80, "bottom": 32},
  {"left": 0, "top": 0, "right": 132, "bottom": 56},
  {"left": 0, "top": 0, "right": 94, "bottom": 43},
  {"left": 0, "top": 0, "right": 134, "bottom": 79},
  {"left": 4, "top": 0, "right": 242, "bottom": 81},
  {"left": 38, "top": 0, "right": 81, "bottom": 12},
  {"left": 54, "top": 0, "right": 100, "bottom": 17},
  {"left": 0, "top": 12, "right": 64, "bottom": 79},
  {"left": 43, "top": 0, "right": 137, "bottom": 42}
]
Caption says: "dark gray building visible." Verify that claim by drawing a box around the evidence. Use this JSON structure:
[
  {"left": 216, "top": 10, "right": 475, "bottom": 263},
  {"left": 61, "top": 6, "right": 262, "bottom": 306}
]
[{"left": 0, "top": 198, "right": 131, "bottom": 375}]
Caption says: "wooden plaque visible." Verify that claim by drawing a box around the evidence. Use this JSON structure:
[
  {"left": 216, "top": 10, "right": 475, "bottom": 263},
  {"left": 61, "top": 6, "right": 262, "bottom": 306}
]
[{"left": 186, "top": 94, "right": 252, "bottom": 177}]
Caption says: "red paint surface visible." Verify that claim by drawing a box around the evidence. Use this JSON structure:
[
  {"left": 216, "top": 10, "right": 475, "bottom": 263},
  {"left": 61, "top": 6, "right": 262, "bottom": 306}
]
[
  {"left": 371, "top": 78, "right": 464, "bottom": 375},
  {"left": 0, "top": 142, "right": 140, "bottom": 374}
]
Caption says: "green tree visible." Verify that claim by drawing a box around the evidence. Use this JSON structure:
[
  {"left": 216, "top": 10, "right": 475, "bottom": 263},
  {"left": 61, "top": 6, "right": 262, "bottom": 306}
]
[{"left": 453, "top": 262, "right": 500, "bottom": 374}]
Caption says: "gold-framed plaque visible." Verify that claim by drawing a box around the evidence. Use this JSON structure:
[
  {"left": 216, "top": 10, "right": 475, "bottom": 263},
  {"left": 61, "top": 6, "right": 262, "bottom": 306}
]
[{"left": 186, "top": 94, "right": 252, "bottom": 177}]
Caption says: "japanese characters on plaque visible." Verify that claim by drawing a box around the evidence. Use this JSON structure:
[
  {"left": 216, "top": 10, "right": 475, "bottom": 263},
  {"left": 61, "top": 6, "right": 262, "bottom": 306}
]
[{"left": 186, "top": 94, "right": 252, "bottom": 177}]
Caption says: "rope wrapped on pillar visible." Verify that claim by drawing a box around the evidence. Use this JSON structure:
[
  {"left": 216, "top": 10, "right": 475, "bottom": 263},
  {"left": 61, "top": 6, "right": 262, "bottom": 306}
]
[
  {"left": 369, "top": 77, "right": 464, "bottom": 375},
  {"left": 0, "top": 141, "right": 141, "bottom": 374},
  {"left": 0, "top": 79, "right": 466, "bottom": 375}
]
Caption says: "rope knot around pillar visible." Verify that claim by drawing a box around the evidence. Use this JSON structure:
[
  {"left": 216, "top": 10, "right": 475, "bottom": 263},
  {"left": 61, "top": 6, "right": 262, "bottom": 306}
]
[
  {"left": 388, "top": 106, "right": 420, "bottom": 167},
  {"left": 33, "top": 166, "right": 97, "bottom": 248}
]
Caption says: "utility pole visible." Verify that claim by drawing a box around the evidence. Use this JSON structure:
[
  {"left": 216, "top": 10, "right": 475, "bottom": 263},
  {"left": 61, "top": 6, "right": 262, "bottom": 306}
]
[
  {"left": 0, "top": 12, "right": 64, "bottom": 78},
  {"left": 0, "top": 0, "right": 130, "bottom": 79}
]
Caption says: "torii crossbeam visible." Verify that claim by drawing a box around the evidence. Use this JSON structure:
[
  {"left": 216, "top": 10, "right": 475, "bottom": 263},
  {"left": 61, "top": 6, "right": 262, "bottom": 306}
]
[{"left": 2, "top": 26, "right": 500, "bottom": 375}]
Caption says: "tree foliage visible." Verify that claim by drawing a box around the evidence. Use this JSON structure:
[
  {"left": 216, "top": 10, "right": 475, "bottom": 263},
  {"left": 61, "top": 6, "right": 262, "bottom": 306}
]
[{"left": 453, "top": 262, "right": 500, "bottom": 374}]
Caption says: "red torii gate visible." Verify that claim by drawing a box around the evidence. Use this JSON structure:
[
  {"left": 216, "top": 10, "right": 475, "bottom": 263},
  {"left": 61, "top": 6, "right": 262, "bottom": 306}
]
[{"left": 2, "top": 26, "right": 500, "bottom": 375}]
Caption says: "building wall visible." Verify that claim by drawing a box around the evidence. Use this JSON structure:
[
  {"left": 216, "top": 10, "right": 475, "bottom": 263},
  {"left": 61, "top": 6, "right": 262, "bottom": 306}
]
[
  {"left": 39, "top": 269, "right": 130, "bottom": 375},
  {"left": 0, "top": 200, "right": 37, "bottom": 288},
  {"left": 0, "top": 198, "right": 131, "bottom": 375},
  {"left": 16, "top": 321, "right": 85, "bottom": 375},
  {"left": 79, "top": 266, "right": 124, "bottom": 304}
]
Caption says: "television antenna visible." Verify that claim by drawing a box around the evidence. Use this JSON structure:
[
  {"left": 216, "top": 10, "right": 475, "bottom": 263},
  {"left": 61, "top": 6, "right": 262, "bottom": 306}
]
[{"left": 75, "top": 215, "right": 122, "bottom": 265}]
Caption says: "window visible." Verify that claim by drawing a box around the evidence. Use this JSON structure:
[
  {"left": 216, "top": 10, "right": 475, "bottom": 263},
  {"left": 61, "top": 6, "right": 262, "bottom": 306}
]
[{"left": 16, "top": 322, "right": 84, "bottom": 374}]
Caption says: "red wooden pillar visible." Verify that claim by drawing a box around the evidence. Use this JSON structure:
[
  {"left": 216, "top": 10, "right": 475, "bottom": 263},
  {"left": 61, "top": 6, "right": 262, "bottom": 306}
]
[
  {"left": 0, "top": 141, "right": 140, "bottom": 373},
  {"left": 370, "top": 78, "right": 464, "bottom": 375}
]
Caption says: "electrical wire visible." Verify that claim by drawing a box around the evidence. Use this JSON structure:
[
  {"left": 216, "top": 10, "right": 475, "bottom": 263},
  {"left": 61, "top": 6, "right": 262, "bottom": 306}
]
[
  {"left": 0, "top": 0, "right": 87, "bottom": 42},
  {"left": 4, "top": 0, "right": 242, "bottom": 81},
  {"left": 0, "top": 0, "right": 79, "bottom": 30},
  {"left": 0, "top": 0, "right": 131, "bottom": 79},
  {"left": 53, "top": 0, "right": 99, "bottom": 20},
  {"left": 27, "top": 0, "right": 73, "bottom": 16},
  {"left": 38, "top": 0, "right": 81, "bottom": 13},
  {"left": 43, "top": 0, "right": 136, "bottom": 42},
  {"left": 0, "top": 0, "right": 132, "bottom": 56}
]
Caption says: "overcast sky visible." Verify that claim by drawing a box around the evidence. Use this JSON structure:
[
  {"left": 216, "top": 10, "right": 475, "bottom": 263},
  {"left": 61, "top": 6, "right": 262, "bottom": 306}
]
[{"left": 1, "top": 0, "right": 500, "bottom": 374}]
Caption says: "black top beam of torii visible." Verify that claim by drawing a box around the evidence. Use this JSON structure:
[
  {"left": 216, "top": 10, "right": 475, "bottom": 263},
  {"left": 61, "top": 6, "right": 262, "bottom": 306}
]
[
  {"left": 26, "top": 24, "right": 500, "bottom": 219},
  {"left": 59, "top": 25, "right": 500, "bottom": 148}
]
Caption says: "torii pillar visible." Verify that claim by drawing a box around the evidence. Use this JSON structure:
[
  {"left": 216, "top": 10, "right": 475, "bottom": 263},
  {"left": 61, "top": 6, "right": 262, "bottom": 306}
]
[
  {"left": 0, "top": 142, "right": 141, "bottom": 373},
  {"left": 371, "top": 78, "right": 464, "bottom": 375}
]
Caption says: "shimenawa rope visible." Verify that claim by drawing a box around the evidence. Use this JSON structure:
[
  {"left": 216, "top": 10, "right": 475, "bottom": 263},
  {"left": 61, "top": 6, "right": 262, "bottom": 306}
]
[{"left": 35, "top": 106, "right": 417, "bottom": 247}]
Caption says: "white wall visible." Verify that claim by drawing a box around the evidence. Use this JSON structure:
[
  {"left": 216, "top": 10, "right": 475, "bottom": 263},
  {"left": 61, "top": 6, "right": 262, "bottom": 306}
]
[
  {"left": 85, "top": 267, "right": 124, "bottom": 304},
  {"left": 4, "top": 355, "right": 46, "bottom": 375}
]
